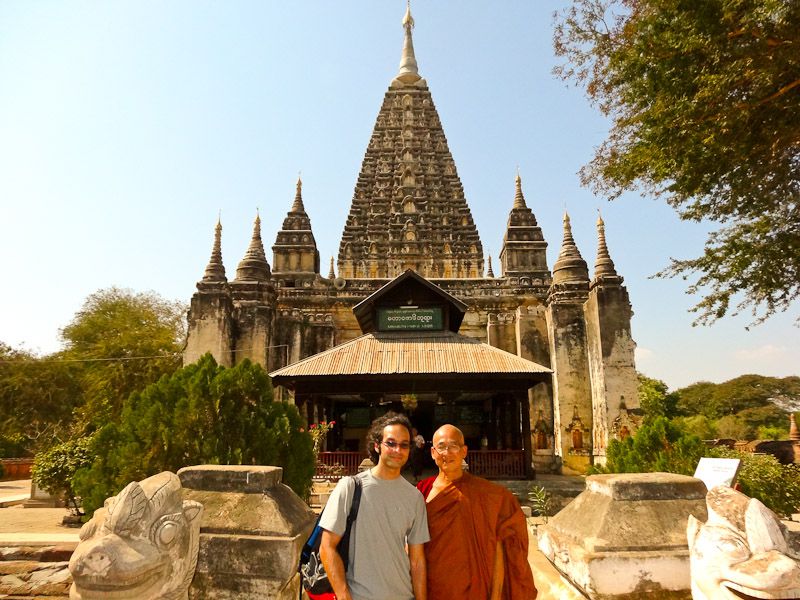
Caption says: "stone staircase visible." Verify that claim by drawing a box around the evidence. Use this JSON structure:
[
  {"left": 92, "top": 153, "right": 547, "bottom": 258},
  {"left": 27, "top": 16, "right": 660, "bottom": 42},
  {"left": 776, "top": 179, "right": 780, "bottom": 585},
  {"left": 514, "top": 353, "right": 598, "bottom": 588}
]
[{"left": 0, "top": 544, "right": 73, "bottom": 599}]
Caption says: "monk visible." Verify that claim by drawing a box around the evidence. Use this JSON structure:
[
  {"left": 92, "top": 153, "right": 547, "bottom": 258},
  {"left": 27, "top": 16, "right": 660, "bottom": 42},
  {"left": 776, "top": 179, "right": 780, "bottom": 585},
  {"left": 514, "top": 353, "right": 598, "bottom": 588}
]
[{"left": 416, "top": 424, "right": 537, "bottom": 600}]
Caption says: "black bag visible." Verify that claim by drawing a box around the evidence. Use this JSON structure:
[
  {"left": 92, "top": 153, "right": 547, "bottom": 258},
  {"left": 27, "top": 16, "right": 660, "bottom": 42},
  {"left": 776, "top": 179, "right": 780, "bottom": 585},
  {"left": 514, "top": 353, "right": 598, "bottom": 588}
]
[{"left": 299, "top": 476, "right": 363, "bottom": 598}]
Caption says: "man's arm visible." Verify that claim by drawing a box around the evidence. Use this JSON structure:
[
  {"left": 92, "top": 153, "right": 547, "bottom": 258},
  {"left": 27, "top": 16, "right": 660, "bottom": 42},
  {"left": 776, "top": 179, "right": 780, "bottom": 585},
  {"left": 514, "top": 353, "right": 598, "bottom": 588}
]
[
  {"left": 408, "top": 543, "right": 427, "bottom": 600},
  {"left": 490, "top": 540, "right": 504, "bottom": 600},
  {"left": 319, "top": 530, "right": 352, "bottom": 600}
]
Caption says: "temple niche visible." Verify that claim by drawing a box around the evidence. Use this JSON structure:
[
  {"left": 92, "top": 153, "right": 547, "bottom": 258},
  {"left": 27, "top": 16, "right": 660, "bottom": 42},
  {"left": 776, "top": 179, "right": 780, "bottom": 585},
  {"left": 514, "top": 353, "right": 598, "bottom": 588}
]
[{"left": 183, "top": 5, "right": 640, "bottom": 475}]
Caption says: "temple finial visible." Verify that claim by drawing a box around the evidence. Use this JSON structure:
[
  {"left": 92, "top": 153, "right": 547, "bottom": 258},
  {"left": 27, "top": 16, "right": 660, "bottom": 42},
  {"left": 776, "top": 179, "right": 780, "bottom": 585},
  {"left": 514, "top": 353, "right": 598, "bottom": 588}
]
[
  {"left": 328, "top": 256, "right": 336, "bottom": 279},
  {"left": 291, "top": 176, "right": 305, "bottom": 213},
  {"left": 201, "top": 217, "right": 227, "bottom": 282},
  {"left": 552, "top": 211, "right": 589, "bottom": 284},
  {"left": 486, "top": 255, "right": 495, "bottom": 278},
  {"left": 395, "top": 1, "right": 421, "bottom": 84},
  {"left": 513, "top": 171, "right": 527, "bottom": 210},
  {"left": 594, "top": 210, "right": 618, "bottom": 278},
  {"left": 235, "top": 212, "right": 271, "bottom": 281}
]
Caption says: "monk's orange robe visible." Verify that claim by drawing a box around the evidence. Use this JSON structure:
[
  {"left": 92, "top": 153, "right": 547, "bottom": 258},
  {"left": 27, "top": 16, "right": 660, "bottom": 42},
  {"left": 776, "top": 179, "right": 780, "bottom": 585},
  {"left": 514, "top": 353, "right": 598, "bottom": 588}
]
[{"left": 418, "top": 473, "right": 537, "bottom": 600}]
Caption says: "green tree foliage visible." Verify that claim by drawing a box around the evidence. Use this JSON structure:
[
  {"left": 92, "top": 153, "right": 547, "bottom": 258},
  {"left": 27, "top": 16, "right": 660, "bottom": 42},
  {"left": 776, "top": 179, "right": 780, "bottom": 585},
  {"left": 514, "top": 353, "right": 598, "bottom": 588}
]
[
  {"left": 709, "top": 447, "right": 800, "bottom": 517},
  {"left": 0, "top": 343, "right": 81, "bottom": 456},
  {"left": 31, "top": 436, "right": 95, "bottom": 513},
  {"left": 674, "top": 375, "right": 799, "bottom": 436},
  {"left": 637, "top": 373, "right": 678, "bottom": 420},
  {"left": 60, "top": 287, "right": 186, "bottom": 429},
  {"left": 73, "top": 354, "right": 314, "bottom": 517},
  {"left": 600, "top": 416, "right": 706, "bottom": 474},
  {"left": 672, "top": 414, "right": 718, "bottom": 440},
  {"left": 554, "top": 1, "right": 800, "bottom": 324}
]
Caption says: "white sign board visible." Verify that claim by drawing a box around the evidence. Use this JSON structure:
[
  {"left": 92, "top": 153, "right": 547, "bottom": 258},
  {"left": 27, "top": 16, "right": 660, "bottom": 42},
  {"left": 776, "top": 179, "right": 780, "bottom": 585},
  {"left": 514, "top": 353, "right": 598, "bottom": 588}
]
[{"left": 694, "top": 457, "right": 741, "bottom": 491}]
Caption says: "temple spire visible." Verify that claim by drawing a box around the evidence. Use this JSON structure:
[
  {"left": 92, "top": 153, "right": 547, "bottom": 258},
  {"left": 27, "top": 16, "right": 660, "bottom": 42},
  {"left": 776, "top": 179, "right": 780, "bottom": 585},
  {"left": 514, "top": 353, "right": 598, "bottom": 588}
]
[
  {"left": 486, "top": 255, "right": 495, "bottom": 278},
  {"left": 201, "top": 217, "right": 227, "bottom": 282},
  {"left": 235, "top": 212, "right": 271, "bottom": 281},
  {"left": 291, "top": 176, "right": 305, "bottom": 213},
  {"left": 328, "top": 256, "right": 335, "bottom": 279},
  {"left": 513, "top": 171, "right": 527, "bottom": 210},
  {"left": 552, "top": 212, "right": 589, "bottom": 284},
  {"left": 395, "top": 1, "right": 421, "bottom": 84},
  {"left": 594, "top": 212, "right": 618, "bottom": 278}
]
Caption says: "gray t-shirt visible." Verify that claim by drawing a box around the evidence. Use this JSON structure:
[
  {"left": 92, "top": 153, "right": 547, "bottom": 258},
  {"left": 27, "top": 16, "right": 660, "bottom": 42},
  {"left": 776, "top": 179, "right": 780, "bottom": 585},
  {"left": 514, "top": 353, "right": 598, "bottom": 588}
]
[{"left": 319, "top": 469, "right": 429, "bottom": 600}]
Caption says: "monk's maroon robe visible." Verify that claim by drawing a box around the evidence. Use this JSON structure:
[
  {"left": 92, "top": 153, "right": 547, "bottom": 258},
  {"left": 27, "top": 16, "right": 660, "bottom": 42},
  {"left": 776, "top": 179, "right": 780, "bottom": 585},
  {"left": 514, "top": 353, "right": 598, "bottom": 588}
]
[{"left": 417, "top": 473, "right": 537, "bottom": 600}]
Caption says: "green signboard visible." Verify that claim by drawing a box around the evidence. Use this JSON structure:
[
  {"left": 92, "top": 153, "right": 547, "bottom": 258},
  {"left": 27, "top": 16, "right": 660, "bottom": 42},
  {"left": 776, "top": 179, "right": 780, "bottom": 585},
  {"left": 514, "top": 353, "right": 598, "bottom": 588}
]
[{"left": 378, "top": 307, "right": 443, "bottom": 331}]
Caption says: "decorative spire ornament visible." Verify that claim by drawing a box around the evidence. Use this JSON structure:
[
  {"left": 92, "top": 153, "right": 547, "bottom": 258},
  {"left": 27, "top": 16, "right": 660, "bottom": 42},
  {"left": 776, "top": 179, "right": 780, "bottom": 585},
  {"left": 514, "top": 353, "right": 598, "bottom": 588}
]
[
  {"left": 594, "top": 212, "right": 618, "bottom": 278},
  {"left": 486, "top": 255, "right": 495, "bottom": 278},
  {"left": 328, "top": 256, "right": 336, "bottom": 279},
  {"left": 291, "top": 176, "right": 305, "bottom": 213},
  {"left": 395, "top": 0, "right": 421, "bottom": 84},
  {"left": 201, "top": 217, "right": 227, "bottom": 282},
  {"left": 235, "top": 212, "right": 271, "bottom": 281},
  {"left": 552, "top": 211, "right": 589, "bottom": 284},
  {"left": 513, "top": 170, "right": 527, "bottom": 210}
]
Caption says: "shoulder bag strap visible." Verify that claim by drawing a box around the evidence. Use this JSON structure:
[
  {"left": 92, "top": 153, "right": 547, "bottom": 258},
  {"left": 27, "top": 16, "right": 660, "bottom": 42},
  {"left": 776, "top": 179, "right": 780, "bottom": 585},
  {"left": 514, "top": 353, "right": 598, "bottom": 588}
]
[{"left": 346, "top": 475, "right": 362, "bottom": 526}]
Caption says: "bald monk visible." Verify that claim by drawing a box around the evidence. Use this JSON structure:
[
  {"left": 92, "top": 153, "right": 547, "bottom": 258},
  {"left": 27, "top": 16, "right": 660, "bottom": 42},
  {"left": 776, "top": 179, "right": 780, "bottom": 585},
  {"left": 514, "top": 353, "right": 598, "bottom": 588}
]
[{"left": 416, "top": 425, "right": 537, "bottom": 600}]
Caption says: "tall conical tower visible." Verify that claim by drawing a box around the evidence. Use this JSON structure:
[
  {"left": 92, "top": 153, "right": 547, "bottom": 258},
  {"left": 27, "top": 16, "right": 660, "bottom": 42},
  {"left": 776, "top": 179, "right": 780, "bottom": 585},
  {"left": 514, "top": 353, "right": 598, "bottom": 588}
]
[
  {"left": 230, "top": 213, "right": 275, "bottom": 367},
  {"left": 185, "top": 218, "right": 235, "bottom": 367},
  {"left": 499, "top": 172, "right": 549, "bottom": 280},
  {"left": 546, "top": 213, "right": 593, "bottom": 473},
  {"left": 584, "top": 215, "right": 639, "bottom": 461},
  {"left": 337, "top": 4, "right": 483, "bottom": 280},
  {"left": 272, "top": 177, "right": 321, "bottom": 286}
]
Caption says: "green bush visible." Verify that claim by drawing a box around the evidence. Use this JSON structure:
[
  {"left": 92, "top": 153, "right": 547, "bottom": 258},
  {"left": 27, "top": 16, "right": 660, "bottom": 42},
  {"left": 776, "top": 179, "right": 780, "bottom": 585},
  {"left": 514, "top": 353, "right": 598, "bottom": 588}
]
[
  {"left": 0, "top": 433, "right": 27, "bottom": 459},
  {"left": 709, "top": 447, "right": 800, "bottom": 518},
  {"left": 595, "top": 416, "right": 706, "bottom": 475},
  {"left": 73, "top": 354, "right": 315, "bottom": 517},
  {"left": 32, "top": 436, "right": 95, "bottom": 513}
]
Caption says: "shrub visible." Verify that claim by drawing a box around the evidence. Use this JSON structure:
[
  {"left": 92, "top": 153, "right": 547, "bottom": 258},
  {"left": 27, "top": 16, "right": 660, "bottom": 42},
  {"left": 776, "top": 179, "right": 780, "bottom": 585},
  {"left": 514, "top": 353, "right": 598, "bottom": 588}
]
[
  {"left": 32, "top": 436, "right": 95, "bottom": 514},
  {"left": 709, "top": 447, "right": 800, "bottom": 518},
  {"left": 73, "top": 354, "right": 315, "bottom": 516},
  {"left": 596, "top": 416, "right": 706, "bottom": 475}
]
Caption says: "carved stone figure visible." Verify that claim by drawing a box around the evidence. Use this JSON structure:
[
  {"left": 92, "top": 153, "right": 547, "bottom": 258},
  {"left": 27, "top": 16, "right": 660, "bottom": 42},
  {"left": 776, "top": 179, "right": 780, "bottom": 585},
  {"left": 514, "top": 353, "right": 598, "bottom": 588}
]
[
  {"left": 687, "top": 485, "right": 800, "bottom": 600},
  {"left": 69, "top": 471, "right": 203, "bottom": 600}
]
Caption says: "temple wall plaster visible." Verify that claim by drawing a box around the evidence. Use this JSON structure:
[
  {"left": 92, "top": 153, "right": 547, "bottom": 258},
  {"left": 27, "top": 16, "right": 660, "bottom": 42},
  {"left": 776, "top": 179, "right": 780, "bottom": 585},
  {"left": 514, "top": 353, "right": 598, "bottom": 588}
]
[
  {"left": 546, "top": 302, "right": 593, "bottom": 473},
  {"left": 585, "top": 287, "right": 640, "bottom": 458},
  {"left": 185, "top": 294, "right": 234, "bottom": 367}
]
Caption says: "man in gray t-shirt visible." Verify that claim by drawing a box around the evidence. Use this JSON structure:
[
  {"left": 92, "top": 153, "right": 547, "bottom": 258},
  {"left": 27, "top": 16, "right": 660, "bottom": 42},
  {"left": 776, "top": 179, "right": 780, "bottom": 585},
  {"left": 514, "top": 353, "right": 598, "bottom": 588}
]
[{"left": 320, "top": 412, "right": 429, "bottom": 600}]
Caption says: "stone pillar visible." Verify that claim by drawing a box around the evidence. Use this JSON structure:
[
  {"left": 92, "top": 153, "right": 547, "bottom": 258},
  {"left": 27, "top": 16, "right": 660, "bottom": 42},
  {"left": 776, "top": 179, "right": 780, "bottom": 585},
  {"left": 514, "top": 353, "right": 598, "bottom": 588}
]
[
  {"left": 178, "top": 465, "right": 316, "bottom": 600},
  {"left": 585, "top": 281, "right": 639, "bottom": 462},
  {"left": 546, "top": 297, "right": 592, "bottom": 474},
  {"left": 538, "top": 473, "right": 708, "bottom": 599},
  {"left": 518, "top": 389, "right": 534, "bottom": 478}
]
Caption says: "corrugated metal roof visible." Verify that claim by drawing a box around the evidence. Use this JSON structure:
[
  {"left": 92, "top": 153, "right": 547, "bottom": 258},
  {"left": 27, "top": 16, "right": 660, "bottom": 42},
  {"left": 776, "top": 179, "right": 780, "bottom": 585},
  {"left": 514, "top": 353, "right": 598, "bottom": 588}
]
[{"left": 270, "top": 331, "right": 552, "bottom": 379}]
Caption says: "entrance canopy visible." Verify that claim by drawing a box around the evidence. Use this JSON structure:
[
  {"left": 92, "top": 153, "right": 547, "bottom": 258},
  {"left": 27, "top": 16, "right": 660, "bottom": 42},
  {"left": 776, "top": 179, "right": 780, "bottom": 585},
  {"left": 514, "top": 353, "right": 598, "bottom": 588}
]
[
  {"left": 270, "top": 329, "right": 551, "bottom": 394},
  {"left": 269, "top": 269, "right": 552, "bottom": 479}
]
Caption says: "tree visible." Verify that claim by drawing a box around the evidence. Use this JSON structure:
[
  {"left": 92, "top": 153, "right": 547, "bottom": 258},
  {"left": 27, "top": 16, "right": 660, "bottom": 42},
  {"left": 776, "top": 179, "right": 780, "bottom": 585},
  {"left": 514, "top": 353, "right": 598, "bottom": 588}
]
[
  {"left": 554, "top": 0, "right": 800, "bottom": 324},
  {"left": 673, "top": 414, "right": 718, "bottom": 440},
  {"left": 599, "top": 416, "right": 706, "bottom": 475},
  {"left": 637, "top": 373, "right": 678, "bottom": 420},
  {"left": 60, "top": 287, "right": 187, "bottom": 429},
  {"left": 73, "top": 354, "right": 315, "bottom": 517},
  {"left": 0, "top": 343, "right": 81, "bottom": 455}
]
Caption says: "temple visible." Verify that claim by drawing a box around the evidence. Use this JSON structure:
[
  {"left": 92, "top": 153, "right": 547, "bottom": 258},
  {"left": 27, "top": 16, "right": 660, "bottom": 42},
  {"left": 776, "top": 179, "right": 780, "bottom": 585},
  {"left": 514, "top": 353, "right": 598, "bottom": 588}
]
[{"left": 183, "top": 5, "right": 639, "bottom": 475}]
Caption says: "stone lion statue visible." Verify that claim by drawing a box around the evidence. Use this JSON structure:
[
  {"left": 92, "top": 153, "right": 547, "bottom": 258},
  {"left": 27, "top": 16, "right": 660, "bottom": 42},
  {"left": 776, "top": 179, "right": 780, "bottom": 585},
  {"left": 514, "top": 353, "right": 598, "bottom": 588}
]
[
  {"left": 687, "top": 485, "right": 800, "bottom": 600},
  {"left": 69, "top": 471, "right": 203, "bottom": 600}
]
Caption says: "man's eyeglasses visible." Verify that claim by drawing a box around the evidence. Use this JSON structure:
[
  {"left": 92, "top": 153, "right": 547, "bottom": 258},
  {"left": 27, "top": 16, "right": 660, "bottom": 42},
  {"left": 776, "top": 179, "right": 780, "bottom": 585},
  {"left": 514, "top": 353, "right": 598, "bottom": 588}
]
[
  {"left": 382, "top": 440, "right": 411, "bottom": 451},
  {"left": 433, "top": 442, "right": 462, "bottom": 454}
]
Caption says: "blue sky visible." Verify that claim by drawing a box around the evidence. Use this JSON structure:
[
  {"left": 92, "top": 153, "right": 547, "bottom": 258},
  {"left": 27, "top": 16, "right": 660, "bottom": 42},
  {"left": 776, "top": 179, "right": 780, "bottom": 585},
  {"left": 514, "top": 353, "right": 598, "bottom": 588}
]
[{"left": 0, "top": 1, "right": 797, "bottom": 390}]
